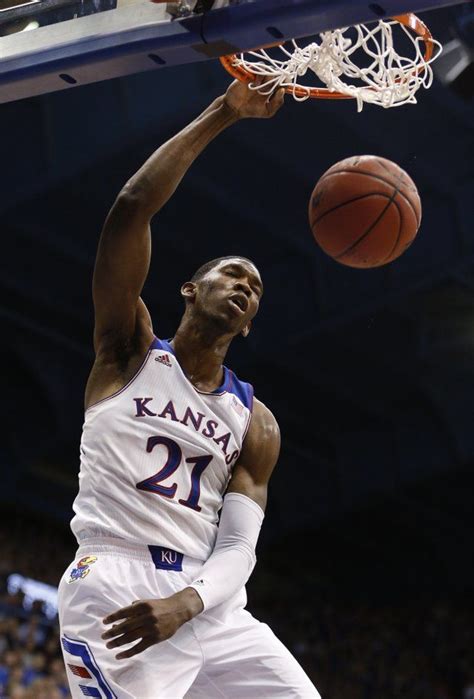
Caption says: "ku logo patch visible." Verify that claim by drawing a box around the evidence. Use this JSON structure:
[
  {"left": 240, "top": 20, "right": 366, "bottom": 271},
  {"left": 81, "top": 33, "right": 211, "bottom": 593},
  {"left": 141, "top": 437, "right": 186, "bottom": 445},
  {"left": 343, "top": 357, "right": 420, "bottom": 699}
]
[{"left": 68, "top": 556, "right": 98, "bottom": 584}]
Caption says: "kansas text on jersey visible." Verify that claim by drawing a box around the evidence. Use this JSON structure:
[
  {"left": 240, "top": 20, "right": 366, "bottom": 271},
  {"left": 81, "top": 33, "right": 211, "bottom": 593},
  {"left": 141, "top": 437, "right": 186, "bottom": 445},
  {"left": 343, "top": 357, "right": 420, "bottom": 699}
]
[{"left": 71, "top": 337, "right": 254, "bottom": 560}]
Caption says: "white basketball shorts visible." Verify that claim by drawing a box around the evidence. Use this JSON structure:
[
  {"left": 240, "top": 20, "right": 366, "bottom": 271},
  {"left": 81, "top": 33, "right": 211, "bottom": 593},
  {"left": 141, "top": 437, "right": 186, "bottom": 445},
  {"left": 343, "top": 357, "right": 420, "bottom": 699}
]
[{"left": 58, "top": 538, "right": 320, "bottom": 698}]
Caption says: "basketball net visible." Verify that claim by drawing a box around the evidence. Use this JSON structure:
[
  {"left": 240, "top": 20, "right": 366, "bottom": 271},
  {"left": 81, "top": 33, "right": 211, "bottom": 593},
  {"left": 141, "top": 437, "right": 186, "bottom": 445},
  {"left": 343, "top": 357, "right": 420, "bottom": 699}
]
[{"left": 220, "top": 14, "right": 442, "bottom": 112}]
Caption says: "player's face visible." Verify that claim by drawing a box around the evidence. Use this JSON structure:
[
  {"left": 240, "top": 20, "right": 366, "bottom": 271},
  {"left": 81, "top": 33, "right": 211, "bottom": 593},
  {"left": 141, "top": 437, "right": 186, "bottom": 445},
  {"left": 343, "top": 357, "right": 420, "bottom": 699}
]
[{"left": 195, "top": 259, "right": 263, "bottom": 335}]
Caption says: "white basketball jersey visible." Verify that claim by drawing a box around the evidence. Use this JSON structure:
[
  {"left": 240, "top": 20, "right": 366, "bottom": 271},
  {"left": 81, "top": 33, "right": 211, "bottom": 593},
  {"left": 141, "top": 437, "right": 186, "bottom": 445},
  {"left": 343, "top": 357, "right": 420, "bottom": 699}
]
[{"left": 71, "top": 337, "right": 254, "bottom": 560}]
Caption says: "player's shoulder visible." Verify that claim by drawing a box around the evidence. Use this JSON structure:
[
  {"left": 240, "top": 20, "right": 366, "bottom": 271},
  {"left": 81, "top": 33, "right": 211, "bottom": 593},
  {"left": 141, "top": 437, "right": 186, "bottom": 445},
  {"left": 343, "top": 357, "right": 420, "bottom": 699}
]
[
  {"left": 239, "top": 396, "right": 281, "bottom": 471},
  {"left": 249, "top": 397, "right": 280, "bottom": 441}
]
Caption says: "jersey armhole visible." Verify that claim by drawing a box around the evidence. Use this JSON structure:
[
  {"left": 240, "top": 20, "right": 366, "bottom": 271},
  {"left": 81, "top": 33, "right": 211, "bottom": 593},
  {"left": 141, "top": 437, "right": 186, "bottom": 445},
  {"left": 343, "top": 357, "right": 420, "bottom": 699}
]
[{"left": 85, "top": 336, "right": 158, "bottom": 414}]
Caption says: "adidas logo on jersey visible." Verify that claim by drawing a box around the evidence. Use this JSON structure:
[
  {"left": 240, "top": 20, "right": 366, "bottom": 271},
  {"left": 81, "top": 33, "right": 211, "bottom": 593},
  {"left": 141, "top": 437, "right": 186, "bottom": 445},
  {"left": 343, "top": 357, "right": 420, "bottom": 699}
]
[{"left": 155, "top": 353, "right": 172, "bottom": 367}]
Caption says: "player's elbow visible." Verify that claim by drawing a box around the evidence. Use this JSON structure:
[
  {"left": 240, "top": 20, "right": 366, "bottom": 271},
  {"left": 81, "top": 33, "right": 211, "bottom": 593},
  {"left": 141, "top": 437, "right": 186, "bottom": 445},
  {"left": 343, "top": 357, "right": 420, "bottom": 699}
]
[
  {"left": 115, "top": 185, "right": 146, "bottom": 212},
  {"left": 104, "top": 187, "right": 151, "bottom": 229}
]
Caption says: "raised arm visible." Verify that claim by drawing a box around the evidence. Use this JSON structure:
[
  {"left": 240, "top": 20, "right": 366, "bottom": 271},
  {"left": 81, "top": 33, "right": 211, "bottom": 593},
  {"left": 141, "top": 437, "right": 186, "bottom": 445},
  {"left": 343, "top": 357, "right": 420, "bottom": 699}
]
[{"left": 92, "top": 80, "right": 284, "bottom": 356}]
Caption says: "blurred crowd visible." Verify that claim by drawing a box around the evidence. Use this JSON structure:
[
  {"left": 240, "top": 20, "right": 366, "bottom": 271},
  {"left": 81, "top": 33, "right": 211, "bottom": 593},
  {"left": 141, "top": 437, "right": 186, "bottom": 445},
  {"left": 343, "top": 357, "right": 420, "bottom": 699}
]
[
  {"left": 0, "top": 515, "right": 72, "bottom": 699},
  {"left": 257, "top": 598, "right": 474, "bottom": 699},
  {"left": 1, "top": 512, "right": 473, "bottom": 699},
  {"left": 250, "top": 572, "right": 474, "bottom": 699},
  {"left": 0, "top": 596, "right": 70, "bottom": 699}
]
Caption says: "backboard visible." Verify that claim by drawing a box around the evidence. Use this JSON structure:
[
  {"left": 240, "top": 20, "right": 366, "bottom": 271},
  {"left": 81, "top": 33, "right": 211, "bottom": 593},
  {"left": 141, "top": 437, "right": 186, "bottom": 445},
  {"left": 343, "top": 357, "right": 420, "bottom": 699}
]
[{"left": 0, "top": 0, "right": 470, "bottom": 104}]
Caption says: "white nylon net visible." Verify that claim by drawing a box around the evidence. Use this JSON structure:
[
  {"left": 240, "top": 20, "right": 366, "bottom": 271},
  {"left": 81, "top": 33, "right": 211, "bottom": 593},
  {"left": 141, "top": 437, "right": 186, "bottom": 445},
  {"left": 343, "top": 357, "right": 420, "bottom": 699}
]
[{"left": 233, "top": 19, "right": 442, "bottom": 111}]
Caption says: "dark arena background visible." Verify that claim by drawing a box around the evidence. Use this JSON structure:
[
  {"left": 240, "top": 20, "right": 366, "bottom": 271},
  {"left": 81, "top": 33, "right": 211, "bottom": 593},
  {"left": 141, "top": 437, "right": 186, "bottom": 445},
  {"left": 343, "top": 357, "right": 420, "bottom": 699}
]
[{"left": 1, "top": 2, "right": 474, "bottom": 698}]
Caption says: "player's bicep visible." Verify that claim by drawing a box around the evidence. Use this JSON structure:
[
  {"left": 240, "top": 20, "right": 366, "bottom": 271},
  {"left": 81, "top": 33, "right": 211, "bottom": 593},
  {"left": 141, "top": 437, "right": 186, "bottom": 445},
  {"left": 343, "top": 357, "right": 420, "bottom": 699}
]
[
  {"left": 92, "top": 191, "right": 152, "bottom": 348},
  {"left": 226, "top": 399, "right": 280, "bottom": 511}
]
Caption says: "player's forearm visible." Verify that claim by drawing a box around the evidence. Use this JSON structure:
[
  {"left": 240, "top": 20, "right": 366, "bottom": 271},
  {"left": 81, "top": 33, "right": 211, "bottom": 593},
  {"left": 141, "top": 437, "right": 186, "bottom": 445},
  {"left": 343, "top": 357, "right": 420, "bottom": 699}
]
[
  {"left": 186, "top": 492, "right": 264, "bottom": 614},
  {"left": 123, "top": 96, "right": 239, "bottom": 219}
]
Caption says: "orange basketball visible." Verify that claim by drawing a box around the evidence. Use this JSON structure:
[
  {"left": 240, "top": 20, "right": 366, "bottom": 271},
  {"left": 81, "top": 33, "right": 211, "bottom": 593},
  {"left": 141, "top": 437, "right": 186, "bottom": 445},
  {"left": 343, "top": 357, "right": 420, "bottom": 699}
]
[{"left": 308, "top": 155, "right": 422, "bottom": 268}]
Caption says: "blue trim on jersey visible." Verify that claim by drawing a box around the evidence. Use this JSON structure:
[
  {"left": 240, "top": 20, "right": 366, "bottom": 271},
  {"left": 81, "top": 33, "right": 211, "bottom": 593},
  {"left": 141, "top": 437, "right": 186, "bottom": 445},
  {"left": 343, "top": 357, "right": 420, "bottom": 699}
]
[
  {"left": 228, "top": 370, "right": 254, "bottom": 412},
  {"left": 152, "top": 337, "right": 253, "bottom": 409},
  {"left": 150, "top": 336, "right": 167, "bottom": 351},
  {"left": 62, "top": 636, "right": 116, "bottom": 699},
  {"left": 80, "top": 686, "right": 101, "bottom": 697}
]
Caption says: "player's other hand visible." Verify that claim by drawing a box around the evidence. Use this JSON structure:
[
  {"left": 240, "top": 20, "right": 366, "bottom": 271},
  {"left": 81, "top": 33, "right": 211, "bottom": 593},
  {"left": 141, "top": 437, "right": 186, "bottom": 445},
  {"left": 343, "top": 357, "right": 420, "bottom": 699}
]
[
  {"left": 224, "top": 78, "right": 285, "bottom": 119},
  {"left": 101, "top": 588, "right": 203, "bottom": 659}
]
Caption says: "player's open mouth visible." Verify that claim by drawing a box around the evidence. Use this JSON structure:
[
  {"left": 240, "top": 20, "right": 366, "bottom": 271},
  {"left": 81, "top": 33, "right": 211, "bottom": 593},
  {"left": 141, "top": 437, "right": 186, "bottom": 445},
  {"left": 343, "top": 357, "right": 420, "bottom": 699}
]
[{"left": 228, "top": 295, "right": 247, "bottom": 315}]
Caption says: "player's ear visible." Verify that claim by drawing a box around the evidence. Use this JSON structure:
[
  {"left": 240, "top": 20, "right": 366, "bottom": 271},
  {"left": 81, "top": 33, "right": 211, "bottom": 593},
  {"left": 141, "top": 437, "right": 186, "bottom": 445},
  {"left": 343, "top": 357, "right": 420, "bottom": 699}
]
[
  {"left": 181, "top": 282, "right": 197, "bottom": 303},
  {"left": 241, "top": 321, "right": 251, "bottom": 338}
]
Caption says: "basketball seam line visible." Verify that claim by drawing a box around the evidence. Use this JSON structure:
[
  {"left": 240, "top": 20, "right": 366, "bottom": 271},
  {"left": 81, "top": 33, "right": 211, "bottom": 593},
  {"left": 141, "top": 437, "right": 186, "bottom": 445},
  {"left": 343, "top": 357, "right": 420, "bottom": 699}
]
[
  {"left": 335, "top": 185, "right": 402, "bottom": 261},
  {"left": 311, "top": 192, "right": 395, "bottom": 226},
  {"left": 381, "top": 197, "right": 417, "bottom": 263},
  {"left": 381, "top": 198, "right": 403, "bottom": 263},
  {"left": 320, "top": 170, "right": 420, "bottom": 227}
]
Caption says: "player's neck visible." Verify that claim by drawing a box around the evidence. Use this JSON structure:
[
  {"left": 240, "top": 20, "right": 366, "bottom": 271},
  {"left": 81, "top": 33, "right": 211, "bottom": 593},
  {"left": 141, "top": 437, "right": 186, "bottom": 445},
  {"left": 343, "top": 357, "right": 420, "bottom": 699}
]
[{"left": 171, "top": 317, "right": 233, "bottom": 392}]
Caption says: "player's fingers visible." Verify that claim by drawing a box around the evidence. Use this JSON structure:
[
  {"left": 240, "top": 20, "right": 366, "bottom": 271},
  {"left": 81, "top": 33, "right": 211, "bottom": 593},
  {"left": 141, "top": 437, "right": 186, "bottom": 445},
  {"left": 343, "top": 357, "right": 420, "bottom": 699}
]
[
  {"left": 101, "top": 614, "right": 150, "bottom": 640},
  {"left": 116, "top": 636, "right": 156, "bottom": 660},
  {"left": 274, "top": 87, "right": 285, "bottom": 106},
  {"left": 268, "top": 87, "right": 285, "bottom": 112},
  {"left": 106, "top": 626, "right": 150, "bottom": 650},
  {"left": 268, "top": 84, "right": 284, "bottom": 100},
  {"left": 251, "top": 74, "right": 265, "bottom": 87},
  {"left": 103, "top": 600, "right": 151, "bottom": 624}
]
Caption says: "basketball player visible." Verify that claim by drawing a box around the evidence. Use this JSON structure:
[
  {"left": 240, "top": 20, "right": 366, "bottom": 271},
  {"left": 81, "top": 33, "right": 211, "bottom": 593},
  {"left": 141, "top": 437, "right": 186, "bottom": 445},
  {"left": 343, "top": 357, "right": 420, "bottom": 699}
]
[{"left": 58, "top": 79, "right": 320, "bottom": 698}]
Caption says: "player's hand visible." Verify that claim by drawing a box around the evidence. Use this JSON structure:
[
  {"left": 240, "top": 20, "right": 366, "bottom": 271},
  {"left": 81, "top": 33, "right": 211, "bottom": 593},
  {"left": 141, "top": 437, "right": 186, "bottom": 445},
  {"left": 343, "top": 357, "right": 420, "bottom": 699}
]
[
  {"left": 223, "top": 78, "right": 285, "bottom": 119},
  {"left": 101, "top": 588, "right": 203, "bottom": 659}
]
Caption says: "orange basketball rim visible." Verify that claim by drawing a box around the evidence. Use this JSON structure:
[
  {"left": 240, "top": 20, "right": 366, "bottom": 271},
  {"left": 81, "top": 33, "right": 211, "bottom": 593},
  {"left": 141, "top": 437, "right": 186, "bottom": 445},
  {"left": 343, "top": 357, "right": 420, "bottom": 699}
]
[{"left": 220, "top": 13, "right": 439, "bottom": 104}]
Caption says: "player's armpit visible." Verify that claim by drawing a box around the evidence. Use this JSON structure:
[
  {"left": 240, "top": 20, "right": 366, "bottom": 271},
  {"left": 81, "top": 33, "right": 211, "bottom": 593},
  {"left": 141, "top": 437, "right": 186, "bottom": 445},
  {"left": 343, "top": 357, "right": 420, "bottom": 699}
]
[{"left": 226, "top": 397, "right": 281, "bottom": 511}]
